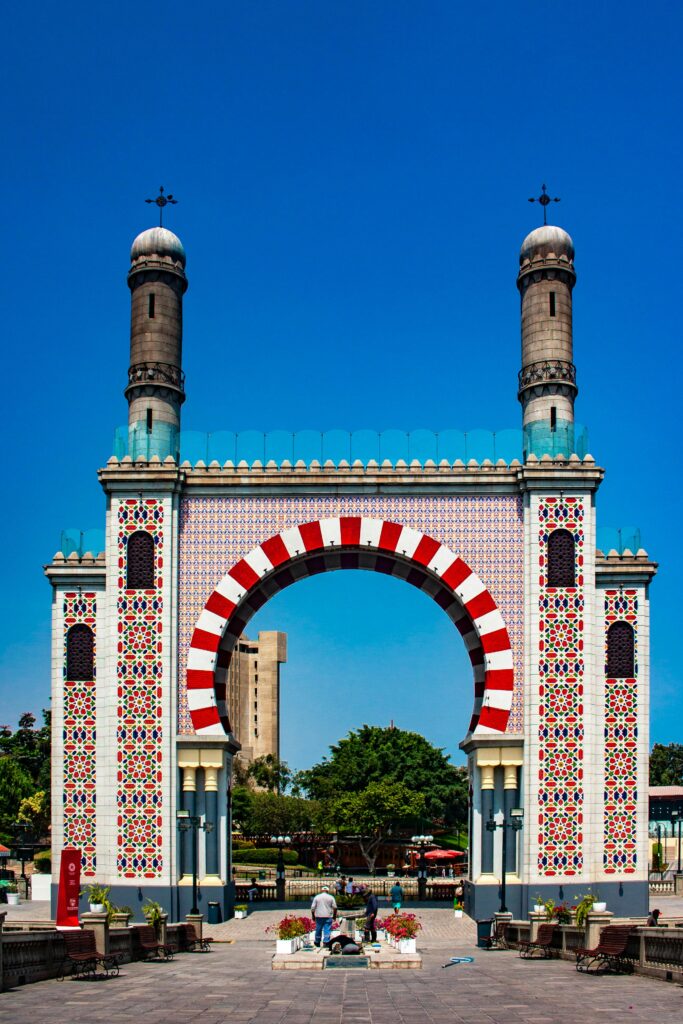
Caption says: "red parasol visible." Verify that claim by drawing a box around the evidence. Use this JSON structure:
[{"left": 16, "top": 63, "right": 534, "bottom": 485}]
[{"left": 423, "top": 848, "right": 465, "bottom": 861}]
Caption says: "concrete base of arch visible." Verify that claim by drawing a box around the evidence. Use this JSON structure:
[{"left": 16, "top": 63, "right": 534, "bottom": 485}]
[{"left": 466, "top": 880, "right": 649, "bottom": 922}]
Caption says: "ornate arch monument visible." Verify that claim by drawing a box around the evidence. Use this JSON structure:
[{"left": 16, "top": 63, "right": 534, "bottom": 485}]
[{"left": 46, "top": 212, "right": 656, "bottom": 919}]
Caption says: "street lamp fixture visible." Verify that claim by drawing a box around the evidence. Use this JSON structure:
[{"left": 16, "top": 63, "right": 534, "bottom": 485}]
[
  {"left": 270, "top": 835, "right": 292, "bottom": 899},
  {"left": 176, "top": 811, "right": 214, "bottom": 915},
  {"left": 672, "top": 810, "right": 682, "bottom": 875},
  {"left": 485, "top": 808, "right": 524, "bottom": 913},
  {"left": 410, "top": 834, "right": 433, "bottom": 901}
]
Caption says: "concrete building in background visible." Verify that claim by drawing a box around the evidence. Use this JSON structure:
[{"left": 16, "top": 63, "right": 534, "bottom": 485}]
[
  {"left": 228, "top": 631, "right": 287, "bottom": 766},
  {"left": 45, "top": 207, "right": 657, "bottom": 921}
]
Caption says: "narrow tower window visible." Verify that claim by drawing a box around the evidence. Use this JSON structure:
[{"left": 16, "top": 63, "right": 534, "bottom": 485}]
[
  {"left": 607, "top": 621, "right": 635, "bottom": 677},
  {"left": 550, "top": 406, "right": 557, "bottom": 431},
  {"left": 148, "top": 293, "right": 155, "bottom": 318},
  {"left": 547, "top": 528, "right": 575, "bottom": 587},
  {"left": 549, "top": 291, "right": 556, "bottom": 317},
  {"left": 66, "top": 624, "right": 95, "bottom": 681},
  {"left": 126, "top": 530, "right": 155, "bottom": 589},
  {"left": 146, "top": 408, "right": 153, "bottom": 433}
]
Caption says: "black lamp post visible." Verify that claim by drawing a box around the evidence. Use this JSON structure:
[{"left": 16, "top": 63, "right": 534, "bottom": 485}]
[
  {"left": 485, "top": 808, "right": 524, "bottom": 913},
  {"left": 176, "top": 810, "right": 214, "bottom": 915},
  {"left": 270, "top": 834, "right": 292, "bottom": 900},
  {"left": 672, "top": 811, "right": 682, "bottom": 875},
  {"left": 11, "top": 822, "right": 37, "bottom": 898},
  {"left": 411, "top": 834, "right": 433, "bottom": 901}
]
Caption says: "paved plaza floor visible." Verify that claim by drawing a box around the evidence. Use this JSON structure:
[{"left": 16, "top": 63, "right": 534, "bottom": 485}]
[{"left": 3, "top": 902, "right": 683, "bottom": 1022}]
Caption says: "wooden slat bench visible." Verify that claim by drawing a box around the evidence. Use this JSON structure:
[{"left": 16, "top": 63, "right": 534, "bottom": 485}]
[
  {"left": 482, "top": 921, "right": 509, "bottom": 950},
  {"left": 181, "top": 922, "right": 213, "bottom": 953},
  {"left": 58, "top": 929, "right": 122, "bottom": 980},
  {"left": 575, "top": 924, "right": 635, "bottom": 974},
  {"left": 518, "top": 923, "right": 558, "bottom": 959},
  {"left": 132, "top": 925, "right": 174, "bottom": 961}
]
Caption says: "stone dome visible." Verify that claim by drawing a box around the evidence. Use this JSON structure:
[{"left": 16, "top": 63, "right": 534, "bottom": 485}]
[
  {"left": 130, "top": 227, "right": 186, "bottom": 267},
  {"left": 520, "top": 225, "right": 574, "bottom": 265}
]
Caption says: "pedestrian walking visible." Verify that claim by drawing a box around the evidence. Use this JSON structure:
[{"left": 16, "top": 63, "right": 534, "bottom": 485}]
[
  {"left": 364, "top": 888, "right": 379, "bottom": 942},
  {"left": 390, "top": 880, "right": 405, "bottom": 913}
]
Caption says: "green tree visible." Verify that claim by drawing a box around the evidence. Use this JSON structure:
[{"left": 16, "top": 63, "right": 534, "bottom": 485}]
[
  {"left": 247, "top": 754, "right": 292, "bottom": 793},
  {"left": 235, "top": 789, "right": 319, "bottom": 838},
  {"left": 17, "top": 790, "right": 51, "bottom": 838},
  {"left": 0, "top": 758, "right": 34, "bottom": 841},
  {"left": 298, "top": 725, "right": 468, "bottom": 828},
  {"left": 318, "top": 779, "right": 426, "bottom": 873},
  {"left": 650, "top": 744, "right": 683, "bottom": 786}
]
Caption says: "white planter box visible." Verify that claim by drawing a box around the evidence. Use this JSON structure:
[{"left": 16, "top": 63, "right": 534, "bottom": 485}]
[
  {"left": 6, "top": 893, "right": 20, "bottom": 906},
  {"left": 31, "top": 873, "right": 52, "bottom": 901},
  {"left": 234, "top": 910, "right": 248, "bottom": 919},
  {"left": 454, "top": 909, "right": 463, "bottom": 918},
  {"left": 593, "top": 902, "right": 607, "bottom": 913},
  {"left": 398, "top": 938, "right": 417, "bottom": 954},
  {"left": 276, "top": 938, "right": 298, "bottom": 955}
]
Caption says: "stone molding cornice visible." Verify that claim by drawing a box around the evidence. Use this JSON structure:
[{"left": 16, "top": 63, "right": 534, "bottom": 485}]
[
  {"left": 44, "top": 557, "right": 106, "bottom": 587},
  {"left": 98, "top": 454, "right": 604, "bottom": 496},
  {"left": 596, "top": 553, "right": 658, "bottom": 585}
]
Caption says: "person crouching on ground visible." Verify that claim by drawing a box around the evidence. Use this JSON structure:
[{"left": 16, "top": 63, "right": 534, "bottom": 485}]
[{"left": 311, "top": 883, "right": 338, "bottom": 947}]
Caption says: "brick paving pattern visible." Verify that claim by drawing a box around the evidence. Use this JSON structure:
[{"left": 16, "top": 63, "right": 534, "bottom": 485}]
[{"left": 3, "top": 905, "right": 683, "bottom": 1022}]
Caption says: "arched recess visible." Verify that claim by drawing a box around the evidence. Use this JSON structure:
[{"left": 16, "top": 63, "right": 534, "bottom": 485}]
[{"left": 187, "top": 517, "right": 514, "bottom": 739}]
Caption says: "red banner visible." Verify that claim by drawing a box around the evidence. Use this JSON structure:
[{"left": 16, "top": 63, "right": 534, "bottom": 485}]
[{"left": 56, "top": 848, "right": 81, "bottom": 928}]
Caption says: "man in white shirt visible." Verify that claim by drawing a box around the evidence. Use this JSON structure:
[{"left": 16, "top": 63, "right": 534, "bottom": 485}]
[{"left": 311, "top": 884, "right": 338, "bottom": 947}]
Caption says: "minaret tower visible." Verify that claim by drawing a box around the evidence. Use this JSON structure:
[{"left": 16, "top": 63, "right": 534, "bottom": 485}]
[
  {"left": 125, "top": 203, "right": 188, "bottom": 460},
  {"left": 517, "top": 206, "right": 577, "bottom": 457}
]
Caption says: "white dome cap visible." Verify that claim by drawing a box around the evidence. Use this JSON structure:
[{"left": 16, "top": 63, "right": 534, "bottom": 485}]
[
  {"left": 520, "top": 225, "right": 574, "bottom": 264},
  {"left": 130, "top": 227, "right": 186, "bottom": 267}
]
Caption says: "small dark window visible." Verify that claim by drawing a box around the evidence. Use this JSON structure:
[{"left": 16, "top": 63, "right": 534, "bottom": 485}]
[
  {"left": 547, "top": 528, "right": 575, "bottom": 587},
  {"left": 146, "top": 408, "right": 153, "bottom": 433},
  {"left": 148, "top": 293, "right": 155, "bottom": 318},
  {"left": 126, "top": 530, "right": 155, "bottom": 589},
  {"left": 549, "top": 291, "right": 556, "bottom": 317},
  {"left": 607, "top": 621, "right": 635, "bottom": 677},
  {"left": 66, "top": 624, "right": 94, "bottom": 681},
  {"left": 550, "top": 406, "right": 557, "bottom": 431}
]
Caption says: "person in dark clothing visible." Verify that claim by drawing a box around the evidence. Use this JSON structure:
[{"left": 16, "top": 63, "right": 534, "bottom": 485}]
[
  {"left": 364, "top": 889, "right": 379, "bottom": 942},
  {"left": 647, "top": 908, "right": 661, "bottom": 926}
]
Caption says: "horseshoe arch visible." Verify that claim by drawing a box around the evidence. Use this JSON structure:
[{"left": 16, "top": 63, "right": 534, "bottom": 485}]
[{"left": 187, "top": 516, "right": 514, "bottom": 738}]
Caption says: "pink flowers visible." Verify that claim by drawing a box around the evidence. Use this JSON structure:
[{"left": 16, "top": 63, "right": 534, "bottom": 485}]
[
  {"left": 377, "top": 913, "right": 422, "bottom": 940},
  {"left": 267, "top": 914, "right": 315, "bottom": 940}
]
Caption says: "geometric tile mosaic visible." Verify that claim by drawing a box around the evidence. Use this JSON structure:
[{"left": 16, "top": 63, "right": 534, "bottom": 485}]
[
  {"left": 603, "top": 588, "right": 638, "bottom": 874},
  {"left": 537, "top": 496, "right": 585, "bottom": 876},
  {"left": 63, "top": 591, "right": 97, "bottom": 876},
  {"left": 116, "top": 499, "right": 164, "bottom": 878},
  {"left": 177, "top": 494, "right": 525, "bottom": 735}
]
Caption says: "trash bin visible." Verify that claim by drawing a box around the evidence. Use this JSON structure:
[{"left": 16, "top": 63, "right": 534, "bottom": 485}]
[
  {"left": 207, "top": 901, "right": 222, "bottom": 924},
  {"left": 258, "top": 870, "right": 266, "bottom": 880},
  {"left": 476, "top": 918, "right": 493, "bottom": 948}
]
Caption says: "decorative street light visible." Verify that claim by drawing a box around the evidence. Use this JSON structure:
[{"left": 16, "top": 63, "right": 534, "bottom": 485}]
[
  {"left": 410, "top": 834, "right": 433, "bottom": 901},
  {"left": 485, "top": 808, "right": 524, "bottom": 913},
  {"left": 672, "top": 810, "right": 682, "bottom": 875},
  {"left": 270, "top": 835, "right": 292, "bottom": 900},
  {"left": 10, "top": 822, "right": 38, "bottom": 899},
  {"left": 176, "top": 810, "right": 214, "bottom": 915}
]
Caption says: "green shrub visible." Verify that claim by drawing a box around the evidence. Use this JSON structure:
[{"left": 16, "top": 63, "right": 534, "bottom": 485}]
[
  {"left": 33, "top": 850, "right": 51, "bottom": 874},
  {"left": 232, "top": 838, "right": 256, "bottom": 850},
  {"left": 233, "top": 848, "right": 299, "bottom": 866}
]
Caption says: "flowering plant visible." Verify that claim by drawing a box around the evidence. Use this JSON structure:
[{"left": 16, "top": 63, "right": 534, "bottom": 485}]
[
  {"left": 377, "top": 913, "right": 422, "bottom": 940},
  {"left": 267, "top": 915, "right": 315, "bottom": 940},
  {"left": 548, "top": 900, "right": 572, "bottom": 924}
]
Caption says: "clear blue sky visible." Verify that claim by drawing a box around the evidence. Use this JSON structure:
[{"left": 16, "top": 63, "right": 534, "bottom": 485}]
[{"left": 1, "top": 1, "right": 680, "bottom": 769}]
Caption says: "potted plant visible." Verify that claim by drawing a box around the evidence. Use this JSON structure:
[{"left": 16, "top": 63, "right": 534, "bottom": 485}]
[
  {"left": 378, "top": 912, "right": 422, "bottom": 954},
  {"left": 6, "top": 880, "right": 20, "bottom": 906},
  {"left": 85, "top": 883, "right": 110, "bottom": 914},
  {"left": 268, "top": 914, "right": 312, "bottom": 955},
  {"left": 575, "top": 891, "right": 598, "bottom": 928},
  {"left": 110, "top": 904, "right": 133, "bottom": 928},
  {"left": 234, "top": 903, "right": 249, "bottom": 919},
  {"left": 386, "top": 863, "right": 396, "bottom": 877},
  {"left": 532, "top": 893, "right": 545, "bottom": 914},
  {"left": 549, "top": 901, "right": 572, "bottom": 924},
  {"left": 142, "top": 898, "right": 165, "bottom": 938}
]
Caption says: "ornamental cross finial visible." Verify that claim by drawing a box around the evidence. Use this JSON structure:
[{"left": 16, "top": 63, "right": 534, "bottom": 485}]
[
  {"left": 145, "top": 186, "right": 178, "bottom": 227},
  {"left": 528, "top": 183, "right": 560, "bottom": 226}
]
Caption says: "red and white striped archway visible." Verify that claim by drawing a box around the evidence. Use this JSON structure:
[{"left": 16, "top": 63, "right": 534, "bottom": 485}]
[{"left": 187, "top": 517, "right": 514, "bottom": 738}]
